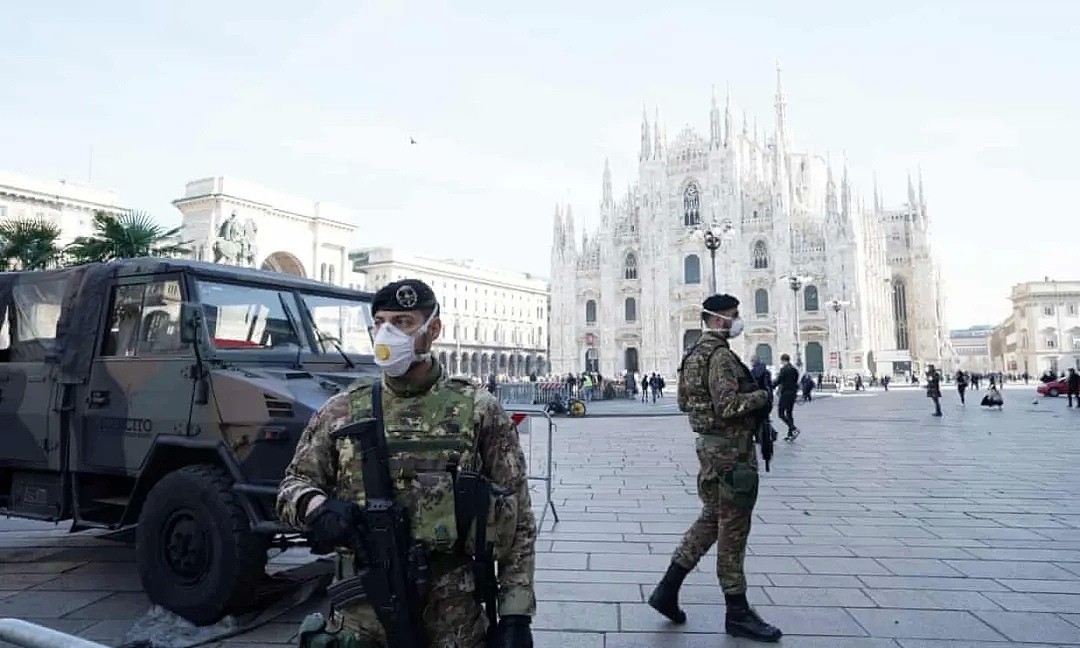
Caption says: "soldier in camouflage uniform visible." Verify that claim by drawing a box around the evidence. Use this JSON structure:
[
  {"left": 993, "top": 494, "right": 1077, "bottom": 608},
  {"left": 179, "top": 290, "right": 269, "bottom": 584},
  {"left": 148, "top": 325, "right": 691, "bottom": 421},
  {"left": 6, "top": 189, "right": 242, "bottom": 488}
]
[
  {"left": 648, "top": 293, "right": 782, "bottom": 643},
  {"left": 276, "top": 279, "right": 537, "bottom": 648}
]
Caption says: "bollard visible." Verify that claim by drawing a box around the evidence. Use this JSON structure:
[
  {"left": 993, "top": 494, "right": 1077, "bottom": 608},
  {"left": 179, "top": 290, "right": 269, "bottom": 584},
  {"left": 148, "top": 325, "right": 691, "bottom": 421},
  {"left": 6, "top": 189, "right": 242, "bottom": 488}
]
[{"left": 0, "top": 619, "right": 111, "bottom": 648}]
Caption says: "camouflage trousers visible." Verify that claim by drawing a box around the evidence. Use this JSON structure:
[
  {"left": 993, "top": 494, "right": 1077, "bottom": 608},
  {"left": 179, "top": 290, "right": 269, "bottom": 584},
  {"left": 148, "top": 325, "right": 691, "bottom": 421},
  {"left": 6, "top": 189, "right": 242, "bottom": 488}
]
[
  {"left": 332, "top": 562, "right": 488, "bottom": 648},
  {"left": 671, "top": 431, "right": 758, "bottom": 594}
]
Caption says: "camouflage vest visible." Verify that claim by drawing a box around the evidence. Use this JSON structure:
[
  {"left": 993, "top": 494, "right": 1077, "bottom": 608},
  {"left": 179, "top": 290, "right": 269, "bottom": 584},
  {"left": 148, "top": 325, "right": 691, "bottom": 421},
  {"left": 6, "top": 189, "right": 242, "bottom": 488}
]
[
  {"left": 335, "top": 375, "right": 511, "bottom": 560},
  {"left": 677, "top": 333, "right": 728, "bottom": 434}
]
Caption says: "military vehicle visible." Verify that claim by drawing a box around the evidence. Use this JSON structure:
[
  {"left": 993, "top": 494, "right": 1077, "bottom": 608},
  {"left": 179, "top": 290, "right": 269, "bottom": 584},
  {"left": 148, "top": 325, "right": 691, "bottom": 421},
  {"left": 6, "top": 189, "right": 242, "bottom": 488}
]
[{"left": 0, "top": 258, "right": 378, "bottom": 625}]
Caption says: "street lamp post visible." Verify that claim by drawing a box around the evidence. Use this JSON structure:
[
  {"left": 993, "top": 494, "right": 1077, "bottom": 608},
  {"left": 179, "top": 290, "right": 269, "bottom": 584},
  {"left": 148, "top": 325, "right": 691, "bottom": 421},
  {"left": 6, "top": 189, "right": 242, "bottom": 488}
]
[
  {"left": 703, "top": 229, "right": 721, "bottom": 294},
  {"left": 780, "top": 274, "right": 812, "bottom": 369},
  {"left": 826, "top": 298, "right": 850, "bottom": 390}
]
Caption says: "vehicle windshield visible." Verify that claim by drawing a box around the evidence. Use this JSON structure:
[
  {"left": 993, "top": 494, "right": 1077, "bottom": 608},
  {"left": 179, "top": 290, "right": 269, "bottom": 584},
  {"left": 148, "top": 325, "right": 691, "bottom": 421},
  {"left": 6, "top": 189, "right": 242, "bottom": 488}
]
[
  {"left": 295, "top": 292, "right": 374, "bottom": 356},
  {"left": 196, "top": 280, "right": 307, "bottom": 351}
]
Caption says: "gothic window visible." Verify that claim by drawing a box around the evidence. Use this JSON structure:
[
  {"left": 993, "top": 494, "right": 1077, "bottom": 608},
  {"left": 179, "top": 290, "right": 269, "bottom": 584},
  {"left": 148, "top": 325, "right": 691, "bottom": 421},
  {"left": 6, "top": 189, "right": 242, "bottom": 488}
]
[
  {"left": 683, "top": 182, "right": 701, "bottom": 227},
  {"left": 755, "top": 289, "right": 769, "bottom": 315},
  {"left": 804, "top": 285, "right": 819, "bottom": 311},
  {"left": 752, "top": 240, "right": 769, "bottom": 269},
  {"left": 893, "top": 278, "right": 909, "bottom": 350},
  {"left": 625, "top": 297, "right": 637, "bottom": 322},
  {"left": 624, "top": 253, "right": 638, "bottom": 280},
  {"left": 683, "top": 255, "right": 701, "bottom": 284},
  {"left": 585, "top": 299, "right": 597, "bottom": 325}
]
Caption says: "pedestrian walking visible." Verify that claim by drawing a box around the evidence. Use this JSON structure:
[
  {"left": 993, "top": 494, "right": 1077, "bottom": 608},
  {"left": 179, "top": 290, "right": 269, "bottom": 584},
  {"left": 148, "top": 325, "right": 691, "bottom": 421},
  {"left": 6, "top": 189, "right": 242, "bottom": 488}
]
[
  {"left": 641, "top": 374, "right": 649, "bottom": 403},
  {"left": 774, "top": 353, "right": 800, "bottom": 441},
  {"left": 649, "top": 293, "right": 782, "bottom": 642},
  {"left": 799, "top": 373, "right": 814, "bottom": 402},
  {"left": 1067, "top": 368, "right": 1080, "bottom": 408},
  {"left": 926, "top": 364, "right": 943, "bottom": 416},
  {"left": 955, "top": 370, "right": 968, "bottom": 405}
]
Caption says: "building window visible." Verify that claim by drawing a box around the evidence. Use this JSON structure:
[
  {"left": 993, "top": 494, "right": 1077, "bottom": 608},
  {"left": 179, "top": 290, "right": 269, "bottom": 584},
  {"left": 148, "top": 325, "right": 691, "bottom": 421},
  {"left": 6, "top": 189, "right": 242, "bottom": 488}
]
[
  {"left": 754, "top": 343, "right": 773, "bottom": 366},
  {"left": 624, "top": 253, "right": 638, "bottom": 279},
  {"left": 684, "top": 255, "right": 701, "bottom": 284},
  {"left": 1046, "top": 336, "right": 1057, "bottom": 349},
  {"left": 585, "top": 299, "right": 597, "bottom": 325},
  {"left": 893, "top": 278, "right": 909, "bottom": 350},
  {"left": 625, "top": 297, "right": 637, "bottom": 322},
  {"left": 1044, "top": 305, "right": 1055, "bottom": 316},
  {"left": 755, "top": 289, "right": 769, "bottom": 315},
  {"left": 328, "top": 265, "right": 335, "bottom": 284},
  {"left": 804, "top": 285, "right": 819, "bottom": 312},
  {"left": 683, "top": 182, "right": 701, "bottom": 227},
  {"left": 1069, "top": 303, "right": 1077, "bottom": 316},
  {"left": 752, "top": 240, "right": 769, "bottom": 269}
]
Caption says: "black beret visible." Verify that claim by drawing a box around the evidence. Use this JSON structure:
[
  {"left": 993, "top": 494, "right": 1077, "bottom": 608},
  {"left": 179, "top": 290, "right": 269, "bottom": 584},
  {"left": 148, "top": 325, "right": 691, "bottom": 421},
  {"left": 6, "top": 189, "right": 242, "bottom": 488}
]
[
  {"left": 702, "top": 293, "right": 739, "bottom": 312},
  {"left": 372, "top": 279, "right": 439, "bottom": 313}
]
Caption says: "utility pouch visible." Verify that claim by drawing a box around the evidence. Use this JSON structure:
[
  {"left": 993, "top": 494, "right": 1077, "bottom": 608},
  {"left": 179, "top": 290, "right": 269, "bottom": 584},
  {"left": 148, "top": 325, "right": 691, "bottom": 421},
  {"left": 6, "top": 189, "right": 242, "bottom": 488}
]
[
  {"left": 296, "top": 613, "right": 366, "bottom": 648},
  {"left": 728, "top": 463, "right": 759, "bottom": 512},
  {"left": 409, "top": 471, "right": 459, "bottom": 554}
]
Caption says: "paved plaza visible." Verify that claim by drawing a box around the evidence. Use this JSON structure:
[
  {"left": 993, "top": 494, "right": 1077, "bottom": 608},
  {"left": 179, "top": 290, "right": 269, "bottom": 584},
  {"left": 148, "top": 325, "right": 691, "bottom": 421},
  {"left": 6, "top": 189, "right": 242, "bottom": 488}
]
[{"left": 2, "top": 385, "right": 1079, "bottom": 646}]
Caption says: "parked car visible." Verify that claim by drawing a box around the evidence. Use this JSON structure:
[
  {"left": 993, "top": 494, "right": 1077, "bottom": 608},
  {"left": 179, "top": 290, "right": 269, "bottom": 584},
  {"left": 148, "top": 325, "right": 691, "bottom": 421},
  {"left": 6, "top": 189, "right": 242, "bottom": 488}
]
[
  {"left": 0, "top": 258, "right": 377, "bottom": 625},
  {"left": 1037, "top": 378, "right": 1068, "bottom": 397}
]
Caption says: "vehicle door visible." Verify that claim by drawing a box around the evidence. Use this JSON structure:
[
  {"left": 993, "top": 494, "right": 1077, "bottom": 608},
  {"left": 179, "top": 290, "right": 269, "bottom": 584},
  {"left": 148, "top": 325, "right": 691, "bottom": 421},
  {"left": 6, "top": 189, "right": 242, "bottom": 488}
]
[
  {"left": 78, "top": 274, "right": 197, "bottom": 476},
  {"left": 0, "top": 273, "right": 71, "bottom": 472}
]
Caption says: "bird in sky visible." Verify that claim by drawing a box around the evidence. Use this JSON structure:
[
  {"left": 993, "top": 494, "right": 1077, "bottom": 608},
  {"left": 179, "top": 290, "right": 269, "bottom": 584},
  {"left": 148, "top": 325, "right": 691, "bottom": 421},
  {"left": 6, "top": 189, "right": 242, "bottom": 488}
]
[{"left": 409, "top": 137, "right": 417, "bottom": 145}]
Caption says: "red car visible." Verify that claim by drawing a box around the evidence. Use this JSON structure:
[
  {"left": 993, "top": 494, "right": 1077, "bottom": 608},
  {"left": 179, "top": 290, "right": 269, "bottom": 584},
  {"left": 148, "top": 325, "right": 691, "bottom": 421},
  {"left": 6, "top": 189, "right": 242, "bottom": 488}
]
[{"left": 1037, "top": 378, "right": 1069, "bottom": 397}]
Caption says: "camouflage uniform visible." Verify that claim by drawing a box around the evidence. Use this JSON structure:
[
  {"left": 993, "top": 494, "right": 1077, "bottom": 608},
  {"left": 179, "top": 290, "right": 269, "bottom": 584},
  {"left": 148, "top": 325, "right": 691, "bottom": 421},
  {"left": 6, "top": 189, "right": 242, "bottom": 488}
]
[
  {"left": 673, "top": 331, "right": 768, "bottom": 594},
  {"left": 276, "top": 359, "right": 537, "bottom": 648}
]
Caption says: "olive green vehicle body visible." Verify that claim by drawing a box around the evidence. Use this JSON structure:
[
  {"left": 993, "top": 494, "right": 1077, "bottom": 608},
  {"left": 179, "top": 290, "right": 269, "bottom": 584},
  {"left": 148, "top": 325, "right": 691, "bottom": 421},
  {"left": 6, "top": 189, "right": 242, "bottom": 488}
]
[{"left": 0, "top": 257, "right": 377, "bottom": 623}]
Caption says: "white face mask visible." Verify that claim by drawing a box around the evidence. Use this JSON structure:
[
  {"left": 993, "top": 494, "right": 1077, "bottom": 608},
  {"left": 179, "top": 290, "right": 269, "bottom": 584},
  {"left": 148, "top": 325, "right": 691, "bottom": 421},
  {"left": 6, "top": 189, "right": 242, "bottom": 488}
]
[
  {"left": 372, "top": 309, "right": 437, "bottom": 377},
  {"left": 703, "top": 310, "right": 744, "bottom": 338}
]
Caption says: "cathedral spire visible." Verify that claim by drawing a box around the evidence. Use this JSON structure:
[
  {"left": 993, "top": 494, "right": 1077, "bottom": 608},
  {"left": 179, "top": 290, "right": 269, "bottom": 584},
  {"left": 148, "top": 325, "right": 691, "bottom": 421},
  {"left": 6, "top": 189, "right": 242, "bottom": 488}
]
[
  {"left": 774, "top": 59, "right": 788, "bottom": 150},
  {"left": 918, "top": 166, "right": 926, "bottom": 213},
  {"left": 826, "top": 153, "right": 837, "bottom": 214},
  {"left": 552, "top": 204, "right": 563, "bottom": 252},
  {"left": 724, "top": 85, "right": 733, "bottom": 148},
  {"left": 907, "top": 171, "right": 917, "bottom": 210},
  {"left": 873, "top": 172, "right": 881, "bottom": 213},
  {"left": 653, "top": 106, "right": 664, "bottom": 159},
  {"left": 709, "top": 85, "right": 721, "bottom": 150},
  {"left": 602, "top": 158, "right": 613, "bottom": 206},
  {"left": 564, "top": 204, "right": 576, "bottom": 253},
  {"left": 639, "top": 104, "right": 651, "bottom": 161}
]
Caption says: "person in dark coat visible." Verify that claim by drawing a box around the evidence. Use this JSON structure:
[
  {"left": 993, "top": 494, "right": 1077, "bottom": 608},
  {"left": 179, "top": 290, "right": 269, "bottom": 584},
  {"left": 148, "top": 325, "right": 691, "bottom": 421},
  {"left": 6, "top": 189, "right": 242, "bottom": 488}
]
[
  {"left": 955, "top": 370, "right": 968, "bottom": 405},
  {"left": 1067, "top": 368, "right": 1080, "bottom": 408},
  {"left": 774, "top": 354, "right": 800, "bottom": 440},
  {"left": 925, "top": 364, "right": 943, "bottom": 416}
]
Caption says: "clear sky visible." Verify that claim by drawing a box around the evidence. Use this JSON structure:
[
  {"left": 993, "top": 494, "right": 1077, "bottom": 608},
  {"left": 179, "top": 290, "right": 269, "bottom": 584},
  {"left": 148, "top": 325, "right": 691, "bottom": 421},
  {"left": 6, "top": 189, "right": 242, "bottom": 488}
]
[{"left": 2, "top": 0, "right": 1076, "bottom": 329}]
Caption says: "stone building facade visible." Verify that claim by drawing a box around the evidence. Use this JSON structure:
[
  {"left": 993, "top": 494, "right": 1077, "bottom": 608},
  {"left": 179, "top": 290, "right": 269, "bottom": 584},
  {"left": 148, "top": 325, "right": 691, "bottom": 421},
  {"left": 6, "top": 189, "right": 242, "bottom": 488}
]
[
  {"left": 0, "top": 170, "right": 129, "bottom": 247},
  {"left": 549, "top": 70, "right": 949, "bottom": 378},
  {"left": 351, "top": 247, "right": 550, "bottom": 378},
  {"left": 172, "top": 176, "right": 360, "bottom": 286},
  {"left": 993, "top": 279, "right": 1080, "bottom": 376}
]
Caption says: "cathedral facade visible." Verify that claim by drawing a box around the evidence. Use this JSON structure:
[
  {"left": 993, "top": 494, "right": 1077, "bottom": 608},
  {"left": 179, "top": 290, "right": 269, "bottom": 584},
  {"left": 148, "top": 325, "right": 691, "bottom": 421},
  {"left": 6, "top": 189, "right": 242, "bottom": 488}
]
[{"left": 548, "top": 71, "right": 949, "bottom": 379}]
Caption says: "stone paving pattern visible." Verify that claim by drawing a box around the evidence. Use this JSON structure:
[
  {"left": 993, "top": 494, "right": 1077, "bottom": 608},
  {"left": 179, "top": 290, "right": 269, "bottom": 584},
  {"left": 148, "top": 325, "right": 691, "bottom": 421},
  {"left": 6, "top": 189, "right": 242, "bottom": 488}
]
[{"left": 0, "top": 385, "right": 1078, "bottom": 646}]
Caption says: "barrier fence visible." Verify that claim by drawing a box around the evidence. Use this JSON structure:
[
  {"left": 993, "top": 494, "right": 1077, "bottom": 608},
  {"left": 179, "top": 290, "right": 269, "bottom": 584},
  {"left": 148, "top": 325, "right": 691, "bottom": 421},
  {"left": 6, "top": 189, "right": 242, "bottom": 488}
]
[
  {"left": 506, "top": 408, "right": 559, "bottom": 529},
  {"left": 0, "top": 619, "right": 110, "bottom": 648},
  {"left": 496, "top": 381, "right": 636, "bottom": 406}
]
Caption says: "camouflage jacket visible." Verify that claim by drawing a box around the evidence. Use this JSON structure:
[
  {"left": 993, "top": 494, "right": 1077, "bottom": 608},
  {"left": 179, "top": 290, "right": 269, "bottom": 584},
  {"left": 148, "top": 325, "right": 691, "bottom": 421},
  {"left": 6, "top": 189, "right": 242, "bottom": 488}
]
[
  {"left": 677, "top": 331, "right": 769, "bottom": 436},
  {"left": 275, "top": 360, "right": 537, "bottom": 616}
]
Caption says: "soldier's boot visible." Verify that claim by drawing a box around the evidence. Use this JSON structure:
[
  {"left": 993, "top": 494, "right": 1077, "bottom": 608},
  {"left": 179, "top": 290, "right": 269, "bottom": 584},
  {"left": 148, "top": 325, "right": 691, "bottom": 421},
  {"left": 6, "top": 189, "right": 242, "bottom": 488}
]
[
  {"left": 648, "top": 562, "right": 689, "bottom": 624},
  {"left": 724, "top": 593, "right": 782, "bottom": 642}
]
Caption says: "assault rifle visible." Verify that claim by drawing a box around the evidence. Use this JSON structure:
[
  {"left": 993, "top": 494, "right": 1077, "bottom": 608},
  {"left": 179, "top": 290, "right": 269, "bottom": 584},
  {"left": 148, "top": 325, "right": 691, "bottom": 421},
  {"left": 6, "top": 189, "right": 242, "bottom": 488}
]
[{"left": 327, "top": 380, "right": 430, "bottom": 648}]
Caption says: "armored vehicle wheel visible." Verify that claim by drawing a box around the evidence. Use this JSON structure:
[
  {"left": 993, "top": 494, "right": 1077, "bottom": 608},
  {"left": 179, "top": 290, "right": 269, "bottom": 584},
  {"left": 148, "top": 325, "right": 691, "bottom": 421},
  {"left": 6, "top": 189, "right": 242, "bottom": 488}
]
[{"left": 135, "top": 464, "right": 270, "bottom": 626}]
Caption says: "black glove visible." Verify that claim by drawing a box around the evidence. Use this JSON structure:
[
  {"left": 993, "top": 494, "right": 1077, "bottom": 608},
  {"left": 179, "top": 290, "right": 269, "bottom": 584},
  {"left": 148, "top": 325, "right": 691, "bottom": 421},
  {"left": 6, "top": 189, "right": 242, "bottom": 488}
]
[
  {"left": 304, "top": 498, "right": 363, "bottom": 554},
  {"left": 490, "top": 615, "right": 533, "bottom": 648}
]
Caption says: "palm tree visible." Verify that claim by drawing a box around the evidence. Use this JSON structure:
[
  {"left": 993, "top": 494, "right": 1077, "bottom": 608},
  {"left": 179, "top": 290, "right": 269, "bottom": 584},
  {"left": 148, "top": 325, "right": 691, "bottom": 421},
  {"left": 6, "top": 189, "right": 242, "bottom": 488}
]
[
  {"left": 0, "top": 218, "right": 63, "bottom": 271},
  {"left": 66, "top": 210, "right": 192, "bottom": 264}
]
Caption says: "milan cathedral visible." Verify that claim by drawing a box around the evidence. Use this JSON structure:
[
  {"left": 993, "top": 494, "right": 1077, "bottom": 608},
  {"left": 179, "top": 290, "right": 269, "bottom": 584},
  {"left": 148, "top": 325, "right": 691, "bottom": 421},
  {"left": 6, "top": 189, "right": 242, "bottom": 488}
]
[{"left": 548, "top": 68, "right": 950, "bottom": 379}]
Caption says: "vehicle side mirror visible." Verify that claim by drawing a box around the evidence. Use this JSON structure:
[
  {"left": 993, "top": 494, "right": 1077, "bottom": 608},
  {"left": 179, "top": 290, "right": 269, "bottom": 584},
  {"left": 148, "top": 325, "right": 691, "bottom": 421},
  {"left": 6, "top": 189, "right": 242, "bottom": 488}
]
[{"left": 179, "top": 302, "right": 202, "bottom": 344}]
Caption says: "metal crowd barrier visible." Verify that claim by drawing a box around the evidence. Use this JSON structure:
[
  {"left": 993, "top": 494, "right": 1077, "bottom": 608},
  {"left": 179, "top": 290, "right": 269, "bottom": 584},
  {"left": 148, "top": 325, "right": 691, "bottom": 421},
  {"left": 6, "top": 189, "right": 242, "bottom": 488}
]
[
  {"left": 506, "top": 408, "right": 559, "bottom": 529},
  {"left": 0, "top": 619, "right": 109, "bottom": 648}
]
